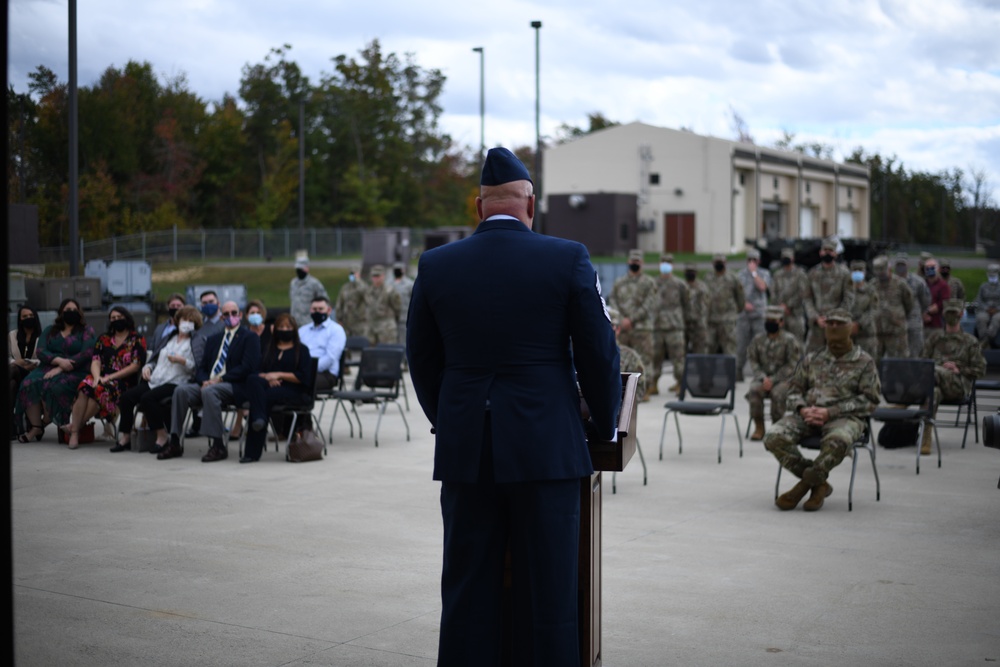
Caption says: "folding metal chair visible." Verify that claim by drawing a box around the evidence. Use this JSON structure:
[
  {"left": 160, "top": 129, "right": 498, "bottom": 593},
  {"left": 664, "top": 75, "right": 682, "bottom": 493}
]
[{"left": 871, "top": 357, "right": 940, "bottom": 474}]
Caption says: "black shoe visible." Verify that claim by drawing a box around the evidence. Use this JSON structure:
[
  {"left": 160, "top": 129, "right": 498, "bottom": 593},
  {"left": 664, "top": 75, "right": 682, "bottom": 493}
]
[
  {"left": 184, "top": 428, "right": 200, "bottom": 439},
  {"left": 239, "top": 456, "right": 258, "bottom": 464},
  {"left": 109, "top": 442, "right": 131, "bottom": 453},
  {"left": 148, "top": 444, "right": 164, "bottom": 454},
  {"left": 251, "top": 419, "right": 266, "bottom": 432},
  {"left": 202, "top": 445, "right": 228, "bottom": 463},
  {"left": 157, "top": 443, "right": 183, "bottom": 460}
]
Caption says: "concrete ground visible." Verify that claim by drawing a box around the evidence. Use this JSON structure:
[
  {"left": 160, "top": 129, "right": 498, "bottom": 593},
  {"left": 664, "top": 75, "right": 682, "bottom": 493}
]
[{"left": 12, "top": 370, "right": 1000, "bottom": 666}]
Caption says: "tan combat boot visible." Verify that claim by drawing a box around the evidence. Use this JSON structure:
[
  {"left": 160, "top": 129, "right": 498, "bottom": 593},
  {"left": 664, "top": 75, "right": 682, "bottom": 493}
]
[
  {"left": 750, "top": 418, "right": 766, "bottom": 441},
  {"left": 803, "top": 482, "right": 834, "bottom": 512},
  {"left": 649, "top": 385, "right": 660, "bottom": 396},
  {"left": 920, "top": 427, "right": 933, "bottom": 455},
  {"left": 668, "top": 383, "right": 680, "bottom": 394},
  {"left": 775, "top": 480, "right": 811, "bottom": 511}
]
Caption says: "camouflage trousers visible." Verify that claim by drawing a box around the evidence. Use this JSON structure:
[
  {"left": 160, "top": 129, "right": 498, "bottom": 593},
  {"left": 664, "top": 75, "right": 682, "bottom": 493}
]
[
  {"left": 619, "top": 329, "right": 654, "bottom": 373},
  {"left": 706, "top": 318, "right": 737, "bottom": 356},
  {"left": 746, "top": 380, "right": 792, "bottom": 423},
  {"left": 877, "top": 329, "right": 909, "bottom": 360},
  {"left": 853, "top": 336, "right": 879, "bottom": 361},
  {"left": 652, "top": 329, "right": 686, "bottom": 387},
  {"left": 907, "top": 325, "right": 924, "bottom": 358},
  {"left": 933, "top": 367, "right": 970, "bottom": 417},
  {"left": 367, "top": 321, "right": 400, "bottom": 345},
  {"left": 736, "top": 314, "right": 766, "bottom": 380},
  {"left": 685, "top": 323, "right": 708, "bottom": 354},
  {"left": 763, "top": 414, "right": 865, "bottom": 483},
  {"left": 976, "top": 311, "right": 1000, "bottom": 343}
]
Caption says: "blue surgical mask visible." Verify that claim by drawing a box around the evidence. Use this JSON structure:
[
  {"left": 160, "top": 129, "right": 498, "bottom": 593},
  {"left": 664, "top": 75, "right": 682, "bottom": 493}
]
[
  {"left": 348, "top": 273, "right": 356, "bottom": 282},
  {"left": 925, "top": 267, "right": 937, "bottom": 278},
  {"left": 660, "top": 262, "right": 673, "bottom": 275},
  {"left": 990, "top": 276, "right": 999, "bottom": 284},
  {"left": 247, "top": 313, "right": 264, "bottom": 327},
  {"left": 201, "top": 303, "right": 218, "bottom": 318},
  {"left": 851, "top": 271, "right": 865, "bottom": 283}
]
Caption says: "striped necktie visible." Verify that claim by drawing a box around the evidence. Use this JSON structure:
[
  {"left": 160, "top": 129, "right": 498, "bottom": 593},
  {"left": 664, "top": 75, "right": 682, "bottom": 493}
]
[{"left": 212, "top": 331, "right": 232, "bottom": 377}]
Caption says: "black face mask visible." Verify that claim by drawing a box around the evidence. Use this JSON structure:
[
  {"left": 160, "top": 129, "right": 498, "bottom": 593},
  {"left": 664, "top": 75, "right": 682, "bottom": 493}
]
[
  {"left": 21, "top": 317, "right": 39, "bottom": 331},
  {"left": 940, "top": 270, "right": 950, "bottom": 279},
  {"left": 62, "top": 310, "right": 82, "bottom": 326},
  {"left": 713, "top": 261, "right": 726, "bottom": 272},
  {"left": 296, "top": 269, "right": 308, "bottom": 280},
  {"left": 310, "top": 312, "right": 328, "bottom": 326},
  {"left": 765, "top": 321, "right": 780, "bottom": 334},
  {"left": 167, "top": 307, "right": 180, "bottom": 319},
  {"left": 628, "top": 263, "right": 641, "bottom": 273},
  {"left": 820, "top": 254, "right": 834, "bottom": 264},
  {"left": 393, "top": 269, "right": 403, "bottom": 279},
  {"left": 684, "top": 270, "right": 697, "bottom": 281},
  {"left": 781, "top": 257, "right": 792, "bottom": 266},
  {"left": 275, "top": 330, "right": 295, "bottom": 343},
  {"left": 110, "top": 319, "right": 128, "bottom": 332}
]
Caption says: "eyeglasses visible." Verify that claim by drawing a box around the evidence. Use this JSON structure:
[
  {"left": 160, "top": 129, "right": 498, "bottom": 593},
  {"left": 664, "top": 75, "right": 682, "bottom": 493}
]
[{"left": 222, "top": 310, "right": 239, "bottom": 317}]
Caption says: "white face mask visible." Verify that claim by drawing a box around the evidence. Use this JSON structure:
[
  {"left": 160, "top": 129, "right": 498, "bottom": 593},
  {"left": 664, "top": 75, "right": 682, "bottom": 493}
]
[
  {"left": 990, "top": 276, "right": 999, "bottom": 284},
  {"left": 178, "top": 321, "right": 196, "bottom": 334}
]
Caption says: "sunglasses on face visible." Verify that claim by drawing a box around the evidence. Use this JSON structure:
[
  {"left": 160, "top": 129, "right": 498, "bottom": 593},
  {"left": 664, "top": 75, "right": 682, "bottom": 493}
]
[{"left": 222, "top": 310, "right": 239, "bottom": 317}]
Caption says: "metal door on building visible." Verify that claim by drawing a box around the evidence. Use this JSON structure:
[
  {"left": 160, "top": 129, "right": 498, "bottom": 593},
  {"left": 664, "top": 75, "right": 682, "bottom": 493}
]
[{"left": 664, "top": 213, "right": 695, "bottom": 253}]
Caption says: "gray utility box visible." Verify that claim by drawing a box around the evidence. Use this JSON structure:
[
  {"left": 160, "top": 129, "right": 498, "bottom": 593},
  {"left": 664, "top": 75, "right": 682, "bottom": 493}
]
[
  {"left": 423, "top": 227, "right": 472, "bottom": 252},
  {"left": 361, "top": 229, "right": 411, "bottom": 276},
  {"left": 24, "top": 277, "right": 103, "bottom": 311},
  {"left": 107, "top": 261, "right": 153, "bottom": 300}
]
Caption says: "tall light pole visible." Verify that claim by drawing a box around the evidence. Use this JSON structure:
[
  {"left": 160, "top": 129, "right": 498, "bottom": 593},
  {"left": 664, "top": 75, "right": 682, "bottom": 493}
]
[
  {"left": 531, "top": 20, "right": 542, "bottom": 232},
  {"left": 472, "top": 47, "right": 485, "bottom": 164},
  {"left": 69, "top": 0, "right": 79, "bottom": 275}
]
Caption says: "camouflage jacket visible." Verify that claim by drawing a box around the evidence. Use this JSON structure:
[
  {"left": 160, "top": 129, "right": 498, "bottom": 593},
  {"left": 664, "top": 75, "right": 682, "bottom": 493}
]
[
  {"left": 904, "top": 274, "right": 931, "bottom": 327},
  {"left": 289, "top": 275, "right": 329, "bottom": 329},
  {"left": 873, "top": 274, "right": 914, "bottom": 334},
  {"left": 704, "top": 271, "right": 744, "bottom": 323},
  {"left": 805, "top": 263, "right": 854, "bottom": 324},
  {"left": 610, "top": 272, "right": 658, "bottom": 330},
  {"left": 747, "top": 331, "right": 802, "bottom": 383},
  {"left": 618, "top": 344, "right": 648, "bottom": 398},
  {"left": 653, "top": 275, "right": 690, "bottom": 331},
  {"left": 947, "top": 276, "right": 965, "bottom": 302},
  {"left": 974, "top": 281, "right": 1000, "bottom": 312},
  {"left": 922, "top": 329, "right": 986, "bottom": 394},
  {"left": 392, "top": 276, "right": 415, "bottom": 324},
  {"left": 787, "top": 345, "right": 881, "bottom": 420},
  {"left": 685, "top": 279, "right": 710, "bottom": 328},
  {"left": 771, "top": 265, "right": 809, "bottom": 316},
  {"left": 335, "top": 281, "right": 368, "bottom": 336},
  {"left": 364, "top": 282, "right": 402, "bottom": 328},
  {"left": 850, "top": 282, "right": 879, "bottom": 339}
]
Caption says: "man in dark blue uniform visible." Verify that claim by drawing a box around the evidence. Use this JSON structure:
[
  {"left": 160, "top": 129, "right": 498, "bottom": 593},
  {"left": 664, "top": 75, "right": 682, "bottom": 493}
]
[{"left": 407, "top": 148, "right": 621, "bottom": 666}]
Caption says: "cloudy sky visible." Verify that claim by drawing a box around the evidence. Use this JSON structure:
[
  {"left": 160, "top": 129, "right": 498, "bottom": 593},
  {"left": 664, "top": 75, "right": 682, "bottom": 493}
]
[{"left": 8, "top": 0, "right": 1000, "bottom": 196}]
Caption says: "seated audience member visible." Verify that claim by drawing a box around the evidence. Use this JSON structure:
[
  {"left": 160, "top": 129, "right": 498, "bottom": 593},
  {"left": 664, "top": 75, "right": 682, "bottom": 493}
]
[
  {"left": 184, "top": 290, "right": 225, "bottom": 439},
  {"left": 298, "top": 296, "right": 346, "bottom": 392},
  {"left": 149, "top": 293, "right": 186, "bottom": 360},
  {"left": 974, "top": 264, "right": 1000, "bottom": 348},
  {"left": 241, "top": 313, "right": 314, "bottom": 463},
  {"left": 66, "top": 306, "right": 146, "bottom": 449},
  {"left": 920, "top": 299, "right": 986, "bottom": 454},
  {"left": 9, "top": 305, "right": 42, "bottom": 439},
  {"left": 113, "top": 306, "right": 202, "bottom": 454},
  {"left": 607, "top": 307, "right": 647, "bottom": 399},
  {"left": 162, "top": 301, "right": 261, "bottom": 462},
  {"left": 229, "top": 298, "right": 271, "bottom": 441},
  {"left": 764, "top": 309, "right": 880, "bottom": 512},
  {"left": 15, "top": 299, "right": 97, "bottom": 442},
  {"left": 746, "top": 306, "right": 803, "bottom": 441}
]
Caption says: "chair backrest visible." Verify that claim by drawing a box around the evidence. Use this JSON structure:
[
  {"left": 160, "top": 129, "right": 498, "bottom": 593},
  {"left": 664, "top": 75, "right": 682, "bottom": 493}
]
[
  {"left": 358, "top": 347, "right": 405, "bottom": 395},
  {"left": 345, "top": 335, "right": 370, "bottom": 352},
  {"left": 303, "top": 356, "right": 320, "bottom": 402},
  {"left": 878, "top": 357, "right": 935, "bottom": 408},
  {"left": 983, "top": 349, "right": 1000, "bottom": 377},
  {"left": 680, "top": 354, "right": 737, "bottom": 407}
]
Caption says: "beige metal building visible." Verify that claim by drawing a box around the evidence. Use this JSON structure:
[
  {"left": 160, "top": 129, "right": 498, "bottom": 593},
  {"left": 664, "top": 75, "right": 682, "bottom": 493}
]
[{"left": 542, "top": 121, "right": 870, "bottom": 255}]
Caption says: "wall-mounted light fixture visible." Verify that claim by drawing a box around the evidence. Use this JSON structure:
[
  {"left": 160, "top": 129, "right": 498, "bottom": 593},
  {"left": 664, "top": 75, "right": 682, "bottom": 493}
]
[
  {"left": 673, "top": 187, "right": 684, "bottom": 197},
  {"left": 568, "top": 194, "right": 587, "bottom": 209}
]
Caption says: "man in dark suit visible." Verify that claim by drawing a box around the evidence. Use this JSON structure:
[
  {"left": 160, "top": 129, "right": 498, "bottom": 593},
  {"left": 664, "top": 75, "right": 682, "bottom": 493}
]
[
  {"left": 407, "top": 147, "right": 621, "bottom": 666},
  {"left": 162, "top": 300, "right": 260, "bottom": 461}
]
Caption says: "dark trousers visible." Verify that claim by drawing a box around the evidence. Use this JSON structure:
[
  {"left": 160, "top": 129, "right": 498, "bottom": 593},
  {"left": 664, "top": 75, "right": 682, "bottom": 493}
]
[
  {"left": 314, "top": 369, "right": 338, "bottom": 392},
  {"left": 242, "top": 376, "right": 309, "bottom": 460},
  {"left": 437, "top": 421, "right": 582, "bottom": 667},
  {"left": 119, "top": 382, "right": 179, "bottom": 434}
]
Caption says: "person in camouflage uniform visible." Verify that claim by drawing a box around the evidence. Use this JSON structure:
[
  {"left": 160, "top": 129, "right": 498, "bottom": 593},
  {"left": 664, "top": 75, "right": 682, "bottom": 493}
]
[
  {"left": 973, "top": 264, "right": 1000, "bottom": 347},
  {"left": 609, "top": 249, "right": 657, "bottom": 397},
  {"left": 683, "top": 263, "right": 709, "bottom": 355},
  {"left": 920, "top": 299, "right": 986, "bottom": 454},
  {"left": 804, "top": 238, "right": 855, "bottom": 355},
  {"left": 746, "top": 306, "right": 803, "bottom": 440},
  {"left": 764, "top": 308, "right": 880, "bottom": 512},
  {"left": 335, "top": 267, "right": 368, "bottom": 338},
  {"left": 364, "top": 264, "right": 402, "bottom": 344},
  {"left": 736, "top": 248, "right": 772, "bottom": 383},
  {"left": 871, "top": 255, "right": 913, "bottom": 360},
  {"left": 608, "top": 307, "right": 648, "bottom": 400},
  {"left": 895, "top": 254, "right": 931, "bottom": 357},
  {"left": 289, "top": 255, "right": 329, "bottom": 329},
  {"left": 651, "top": 253, "right": 689, "bottom": 395},
  {"left": 939, "top": 259, "right": 965, "bottom": 302},
  {"left": 848, "top": 259, "right": 879, "bottom": 359},
  {"left": 391, "top": 261, "right": 415, "bottom": 349},
  {"left": 771, "top": 247, "right": 809, "bottom": 342},
  {"left": 704, "top": 254, "right": 743, "bottom": 361}
]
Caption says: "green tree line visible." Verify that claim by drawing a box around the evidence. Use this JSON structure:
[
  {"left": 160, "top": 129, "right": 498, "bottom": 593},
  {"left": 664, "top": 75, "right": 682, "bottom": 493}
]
[{"left": 7, "top": 41, "right": 485, "bottom": 247}]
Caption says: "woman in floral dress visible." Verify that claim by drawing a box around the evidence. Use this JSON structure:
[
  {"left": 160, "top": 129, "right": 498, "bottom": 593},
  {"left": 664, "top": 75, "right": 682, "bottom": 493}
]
[
  {"left": 15, "top": 298, "right": 97, "bottom": 441},
  {"left": 66, "top": 306, "right": 146, "bottom": 449}
]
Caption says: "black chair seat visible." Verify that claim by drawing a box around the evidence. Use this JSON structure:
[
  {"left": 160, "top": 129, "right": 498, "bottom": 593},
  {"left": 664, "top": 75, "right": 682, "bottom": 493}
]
[
  {"left": 331, "top": 389, "right": 379, "bottom": 403},
  {"left": 663, "top": 400, "right": 729, "bottom": 415},
  {"left": 975, "top": 380, "right": 1000, "bottom": 391},
  {"left": 871, "top": 407, "right": 928, "bottom": 422}
]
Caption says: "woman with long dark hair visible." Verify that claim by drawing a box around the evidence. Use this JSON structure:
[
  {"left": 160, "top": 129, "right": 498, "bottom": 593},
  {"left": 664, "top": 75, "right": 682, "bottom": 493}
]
[
  {"left": 65, "top": 305, "right": 146, "bottom": 449},
  {"left": 240, "top": 313, "right": 313, "bottom": 463},
  {"left": 15, "top": 298, "right": 97, "bottom": 442},
  {"left": 8, "top": 305, "right": 42, "bottom": 439}
]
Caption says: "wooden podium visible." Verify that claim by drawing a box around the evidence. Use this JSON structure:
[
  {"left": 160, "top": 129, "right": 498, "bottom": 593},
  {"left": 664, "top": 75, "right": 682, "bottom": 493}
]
[
  {"left": 579, "top": 372, "right": 640, "bottom": 667},
  {"left": 501, "top": 373, "right": 640, "bottom": 667}
]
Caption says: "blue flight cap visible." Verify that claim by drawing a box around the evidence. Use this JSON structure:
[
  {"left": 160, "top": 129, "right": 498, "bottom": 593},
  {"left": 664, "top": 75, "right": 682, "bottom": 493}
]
[{"left": 481, "top": 147, "right": 533, "bottom": 186}]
